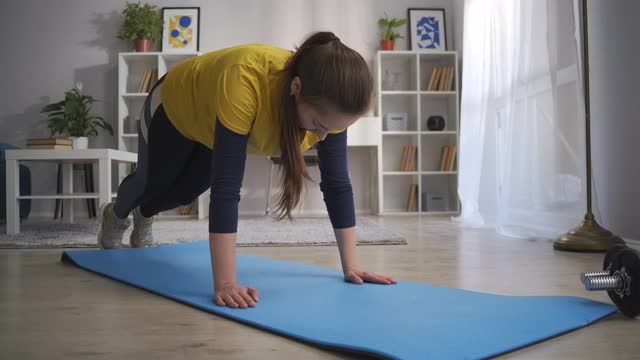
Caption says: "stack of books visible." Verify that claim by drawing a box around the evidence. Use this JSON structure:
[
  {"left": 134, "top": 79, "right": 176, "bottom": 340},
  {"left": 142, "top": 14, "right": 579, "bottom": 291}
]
[
  {"left": 138, "top": 68, "right": 158, "bottom": 93},
  {"left": 400, "top": 145, "right": 417, "bottom": 171},
  {"left": 425, "top": 66, "right": 455, "bottom": 91},
  {"left": 25, "top": 138, "right": 72, "bottom": 149},
  {"left": 439, "top": 145, "right": 457, "bottom": 171}
]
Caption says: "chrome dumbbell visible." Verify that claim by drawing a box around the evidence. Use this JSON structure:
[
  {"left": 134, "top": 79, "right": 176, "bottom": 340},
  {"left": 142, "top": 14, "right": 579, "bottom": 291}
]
[{"left": 580, "top": 245, "right": 639, "bottom": 318}]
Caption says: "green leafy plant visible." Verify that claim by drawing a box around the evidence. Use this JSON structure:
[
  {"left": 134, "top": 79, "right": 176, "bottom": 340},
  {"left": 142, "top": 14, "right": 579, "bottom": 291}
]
[
  {"left": 378, "top": 13, "right": 407, "bottom": 40},
  {"left": 117, "top": 2, "right": 163, "bottom": 41},
  {"left": 41, "top": 82, "right": 113, "bottom": 137}
]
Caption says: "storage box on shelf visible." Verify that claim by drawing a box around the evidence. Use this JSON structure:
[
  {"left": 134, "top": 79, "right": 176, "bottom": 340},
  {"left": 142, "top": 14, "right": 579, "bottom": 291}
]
[
  {"left": 376, "top": 50, "right": 460, "bottom": 215},
  {"left": 117, "top": 52, "right": 205, "bottom": 219}
]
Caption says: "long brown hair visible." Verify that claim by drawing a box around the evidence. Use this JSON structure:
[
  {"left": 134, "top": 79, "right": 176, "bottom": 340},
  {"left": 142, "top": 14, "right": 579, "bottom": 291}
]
[{"left": 274, "top": 31, "right": 373, "bottom": 221}]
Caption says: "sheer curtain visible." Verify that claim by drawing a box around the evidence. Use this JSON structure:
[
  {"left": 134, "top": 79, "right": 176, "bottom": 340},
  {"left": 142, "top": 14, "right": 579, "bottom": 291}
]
[{"left": 455, "top": 0, "right": 590, "bottom": 239}]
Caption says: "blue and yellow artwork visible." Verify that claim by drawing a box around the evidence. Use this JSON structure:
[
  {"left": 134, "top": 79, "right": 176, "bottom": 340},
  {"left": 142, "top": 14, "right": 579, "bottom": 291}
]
[
  {"left": 169, "top": 15, "right": 193, "bottom": 49},
  {"left": 416, "top": 16, "right": 440, "bottom": 49}
]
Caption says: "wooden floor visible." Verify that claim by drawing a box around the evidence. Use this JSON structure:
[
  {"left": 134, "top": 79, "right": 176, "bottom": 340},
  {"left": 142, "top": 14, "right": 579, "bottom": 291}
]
[{"left": 1, "top": 216, "right": 638, "bottom": 359}]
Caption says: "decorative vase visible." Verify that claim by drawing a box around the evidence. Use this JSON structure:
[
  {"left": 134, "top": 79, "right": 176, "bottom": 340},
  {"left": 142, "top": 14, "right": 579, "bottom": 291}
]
[
  {"left": 426, "top": 116, "right": 446, "bottom": 131},
  {"left": 134, "top": 39, "right": 152, "bottom": 52},
  {"left": 380, "top": 39, "right": 395, "bottom": 51},
  {"left": 70, "top": 137, "right": 88, "bottom": 149}
]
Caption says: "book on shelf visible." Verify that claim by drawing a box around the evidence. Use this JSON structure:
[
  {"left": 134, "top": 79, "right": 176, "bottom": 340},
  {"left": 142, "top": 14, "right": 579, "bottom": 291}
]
[
  {"left": 426, "top": 66, "right": 455, "bottom": 91},
  {"left": 406, "top": 183, "right": 418, "bottom": 211},
  {"left": 436, "top": 67, "right": 445, "bottom": 91},
  {"left": 148, "top": 68, "right": 158, "bottom": 91},
  {"left": 26, "top": 144, "right": 72, "bottom": 149},
  {"left": 427, "top": 67, "right": 441, "bottom": 91},
  {"left": 138, "top": 69, "right": 149, "bottom": 93},
  {"left": 177, "top": 203, "right": 193, "bottom": 215},
  {"left": 25, "top": 137, "right": 72, "bottom": 146},
  {"left": 408, "top": 146, "right": 416, "bottom": 171},
  {"left": 138, "top": 68, "right": 158, "bottom": 93},
  {"left": 438, "top": 145, "right": 457, "bottom": 171},
  {"left": 443, "top": 67, "right": 452, "bottom": 91},
  {"left": 438, "top": 67, "right": 449, "bottom": 91},
  {"left": 400, "top": 145, "right": 417, "bottom": 171},
  {"left": 400, "top": 146, "right": 408, "bottom": 171},
  {"left": 439, "top": 145, "right": 448, "bottom": 171},
  {"left": 446, "top": 145, "right": 457, "bottom": 171},
  {"left": 427, "top": 67, "right": 438, "bottom": 91},
  {"left": 445, "top": 66, "right": 455, "bottom": 90}
]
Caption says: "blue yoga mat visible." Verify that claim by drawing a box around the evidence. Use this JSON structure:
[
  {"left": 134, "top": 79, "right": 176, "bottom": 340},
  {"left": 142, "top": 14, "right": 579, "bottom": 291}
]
[{"left": 62, "top": 241, "right": 616, "bottom": 359}]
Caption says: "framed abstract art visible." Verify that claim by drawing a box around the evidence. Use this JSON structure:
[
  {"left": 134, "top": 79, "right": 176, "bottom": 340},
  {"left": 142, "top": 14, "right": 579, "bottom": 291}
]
[
  {"left": 407, "top": 8, "right": 447, "bottom": 51},
  {"left": 161, "top": 7, "right": 200, "bottom": 53}
]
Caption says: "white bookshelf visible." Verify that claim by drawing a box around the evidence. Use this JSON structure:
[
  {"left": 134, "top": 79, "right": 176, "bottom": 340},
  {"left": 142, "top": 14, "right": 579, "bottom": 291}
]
[
  {"left": 117, "top": 52, "right": 205, "bottom": 219},
  {"left": 375, "top": 50, "right": 460, "bottom": 215}
]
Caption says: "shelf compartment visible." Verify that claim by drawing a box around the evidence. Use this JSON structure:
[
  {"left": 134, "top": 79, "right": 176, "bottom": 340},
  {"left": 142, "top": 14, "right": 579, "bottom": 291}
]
[
  {"left": 381, "top": 94, "right": 419, "bottom": 131},
  {"left": 119, "top": 55, "right": 159, "bottom": 94},
  {"left": 419, "top": 52, "right": 457, "bottom": 92},
  {"left": 120, "top": 96, "right": 145, "bottom": 135},
  {"left": 420, "top": 134, "right": 458, "bottom": 172},
  {"left": 420, "top": 174, "right": 459, "bottom": 213},
  {"left": 420, "top": 94, "right": 458, "bottom": 132},
  {"left": 382, "top": 134, "right": 419, "bottom": 172},
  {"left": 379, "top": 53, "right": 418, "bottom": 91},
  {"left": 383, "top": 174, "right": 420, "bottom": 213}
]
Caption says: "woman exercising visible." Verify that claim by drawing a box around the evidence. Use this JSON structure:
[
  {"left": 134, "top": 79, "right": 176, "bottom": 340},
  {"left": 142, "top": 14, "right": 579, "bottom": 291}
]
[{"left": 97, "top": 31, "right": 396, "bottom": 309}]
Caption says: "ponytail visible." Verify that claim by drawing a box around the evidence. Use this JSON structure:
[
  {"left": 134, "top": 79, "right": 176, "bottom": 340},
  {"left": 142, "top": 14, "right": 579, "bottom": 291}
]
[{"left": 273, "top": 31, "right": 373, "bottom": 221}]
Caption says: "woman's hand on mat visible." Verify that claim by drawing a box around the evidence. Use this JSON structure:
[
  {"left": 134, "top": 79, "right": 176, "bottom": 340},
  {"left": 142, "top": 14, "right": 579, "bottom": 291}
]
[
  {"left": 344, "top": 269, "right": 397, "bottom": 285},
  {"left": 214, "top": 284, "right": 260, "bottom": 309}
]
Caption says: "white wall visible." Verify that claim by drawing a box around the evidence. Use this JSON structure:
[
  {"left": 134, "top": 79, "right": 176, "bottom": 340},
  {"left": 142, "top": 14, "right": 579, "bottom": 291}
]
[
  {"left": 588, "top": 0, "right": 640, "bottom": 243},
  {"left": 0, "top": 0, "right": 464, "bottom": 219}
]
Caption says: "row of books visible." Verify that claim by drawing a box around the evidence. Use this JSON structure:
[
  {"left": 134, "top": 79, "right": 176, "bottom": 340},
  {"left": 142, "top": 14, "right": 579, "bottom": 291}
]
[
  {"left": 399, "top": 146, "right": 417, "bottom": 171},
  {"left": 137, "top": 68, "right": 158, "bottom": 93},
  {"left": 426, "top": 66, "right": 455, "bottom": 91},
  {"left": 439, "top": 145, "right": 457, "bottom": 171},
  {"left": 25, "top": 138, "right": 72, "bottom": 149},
  {"left": 398, "top": 145, "right": 457, "bottom": 172}
]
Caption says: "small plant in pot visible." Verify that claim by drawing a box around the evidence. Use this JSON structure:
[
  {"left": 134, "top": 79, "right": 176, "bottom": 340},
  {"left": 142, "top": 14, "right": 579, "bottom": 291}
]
[
  {"left": 378, "top": 14, "right": 407, "bottom": 50},
  {"left": 40, "top": 82, "right": 113, "bottom": 149},
  {"left": 117, "top": 2, "right": 163, "bottom": 52}
]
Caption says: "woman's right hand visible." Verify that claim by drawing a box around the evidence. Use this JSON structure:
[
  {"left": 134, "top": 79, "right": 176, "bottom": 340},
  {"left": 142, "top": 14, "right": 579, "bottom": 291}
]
[{"left": 214, "top": 284, "right": 260, "bottom": 309}]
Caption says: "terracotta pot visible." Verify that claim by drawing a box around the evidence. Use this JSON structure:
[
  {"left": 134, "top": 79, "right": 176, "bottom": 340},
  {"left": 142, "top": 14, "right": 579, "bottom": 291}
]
[
  {"left": 134, "top": 39, "right": 152, "bottom": 52},
  {"left": 380, "top": 39, "right": 395, "bottom": 51}
]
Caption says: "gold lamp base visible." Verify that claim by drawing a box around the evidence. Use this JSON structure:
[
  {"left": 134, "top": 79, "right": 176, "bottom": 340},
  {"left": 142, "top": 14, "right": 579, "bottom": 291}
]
[{"left": 554, "top": 212, "right": 625, "bottom": 252}]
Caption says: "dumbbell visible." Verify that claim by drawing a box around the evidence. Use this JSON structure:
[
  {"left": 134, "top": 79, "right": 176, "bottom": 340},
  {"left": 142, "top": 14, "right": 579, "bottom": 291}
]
[{"left": 580, "top": 244, "right": 639, "bottom": 318}]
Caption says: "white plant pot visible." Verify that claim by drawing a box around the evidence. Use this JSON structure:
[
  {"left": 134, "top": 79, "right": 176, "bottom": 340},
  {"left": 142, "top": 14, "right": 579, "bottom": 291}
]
[{"left": 70, "top": 137, "right": 88, "bottom": 149}]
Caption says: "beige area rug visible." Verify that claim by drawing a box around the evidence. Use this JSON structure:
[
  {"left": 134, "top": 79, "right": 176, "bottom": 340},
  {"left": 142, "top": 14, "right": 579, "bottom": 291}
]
[{"left": 0, "top": 216, "right": 407, "bottom": 248}]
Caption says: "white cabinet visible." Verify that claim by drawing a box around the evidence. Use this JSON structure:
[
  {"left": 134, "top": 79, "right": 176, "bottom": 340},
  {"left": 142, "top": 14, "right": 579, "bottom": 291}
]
[
  {"left": 117, "top": 52, "right": 204, "bottom": 219},
  {"left": 375, "top": 51, "right": 460, "bottom": 215}
]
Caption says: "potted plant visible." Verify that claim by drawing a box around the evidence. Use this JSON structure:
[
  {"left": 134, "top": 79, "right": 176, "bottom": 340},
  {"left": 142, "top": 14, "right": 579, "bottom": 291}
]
[
  {"left": 40, "top": 82, "right": 113, "bottom": 149},
  {"left": 378, "top": 14, "right": 407, "bottom": 51},
  {"left": 117, "top": 2, "right": 163, "bottom": 52}
]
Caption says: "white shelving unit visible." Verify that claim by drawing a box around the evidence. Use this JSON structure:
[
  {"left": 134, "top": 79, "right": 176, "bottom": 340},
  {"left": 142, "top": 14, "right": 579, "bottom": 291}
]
[
  {"left": 375, "top": 50, "right": 460, "bottom": 215},
  {"left": 117, "top": 52, "right": 205, "bottom": 219}
]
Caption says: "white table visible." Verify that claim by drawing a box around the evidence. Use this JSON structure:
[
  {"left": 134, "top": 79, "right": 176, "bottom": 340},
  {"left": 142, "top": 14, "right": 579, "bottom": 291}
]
[{"left": 4, "top": 149, "right": 137, "bottom": 235}]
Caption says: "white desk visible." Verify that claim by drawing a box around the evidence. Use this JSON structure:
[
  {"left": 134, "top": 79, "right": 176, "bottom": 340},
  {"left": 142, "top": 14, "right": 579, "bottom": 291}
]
[{"left": 4, "top": 149, "right": 137, "bottom": 235}]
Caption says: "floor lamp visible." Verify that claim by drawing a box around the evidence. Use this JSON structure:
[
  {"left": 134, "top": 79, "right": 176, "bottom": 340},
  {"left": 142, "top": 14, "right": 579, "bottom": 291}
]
[{"left": 554, "top": 0, "right": 625, "bottom": 252}]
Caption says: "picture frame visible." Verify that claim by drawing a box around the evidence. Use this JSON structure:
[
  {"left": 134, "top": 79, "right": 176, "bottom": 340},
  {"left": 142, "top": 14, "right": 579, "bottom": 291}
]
[
  {"left": 161, "top": 7, "right": 200, "bottom": 53},
  {"left": 407, "top": 8, "right": 447, "bottom": 51}
]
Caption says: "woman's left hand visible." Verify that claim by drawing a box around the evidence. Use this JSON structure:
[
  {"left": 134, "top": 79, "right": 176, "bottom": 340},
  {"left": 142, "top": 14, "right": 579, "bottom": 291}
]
[{"left": 344, "top": 269, "right": 397, "bottom": 285}]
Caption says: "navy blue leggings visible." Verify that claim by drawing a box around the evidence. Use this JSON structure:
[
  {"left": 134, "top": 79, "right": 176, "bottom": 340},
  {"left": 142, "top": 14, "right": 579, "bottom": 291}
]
[{"left": 113, "top": 103, "right": 212, "bottom": 219}]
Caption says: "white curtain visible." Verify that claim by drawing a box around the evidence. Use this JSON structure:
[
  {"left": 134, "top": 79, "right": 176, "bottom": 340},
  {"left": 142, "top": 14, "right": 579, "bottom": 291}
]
[{"left": 455, "top": 0, "right": 590, "bottom": 239}]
